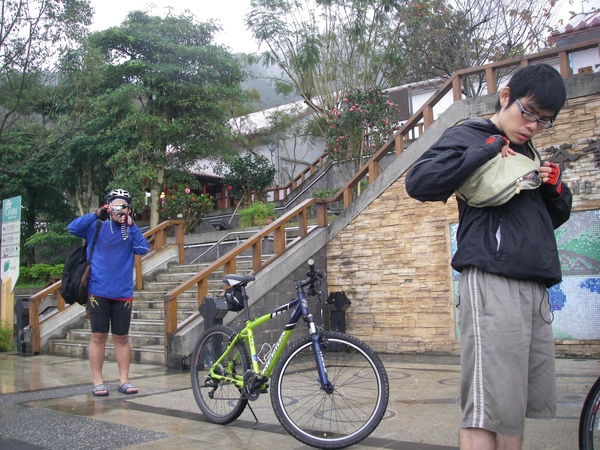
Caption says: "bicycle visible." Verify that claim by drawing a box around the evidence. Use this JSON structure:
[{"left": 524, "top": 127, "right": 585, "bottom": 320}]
[
  {"left": 579, "top": 374, "right": 600, "bottom": 450},
  {"left": 190, "top": 259, "right": 389, "bottom": 449}
]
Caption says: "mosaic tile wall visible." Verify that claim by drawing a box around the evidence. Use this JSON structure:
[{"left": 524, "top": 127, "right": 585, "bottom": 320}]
[{"left": 450, "top": 209, "right": 600, "bottom": 340}]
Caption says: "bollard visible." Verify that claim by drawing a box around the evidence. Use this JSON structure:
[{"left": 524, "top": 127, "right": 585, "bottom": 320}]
[
  {"left": 199, "top": 296, "right": 229, "bottom": 332},
  {"left": 326, "top": 292, "right": 351, "bottom": 333}
]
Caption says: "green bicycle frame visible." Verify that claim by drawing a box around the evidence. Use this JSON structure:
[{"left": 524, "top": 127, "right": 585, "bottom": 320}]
[{"left": 208, "top": 296, "right": 307, "bottom": 387}]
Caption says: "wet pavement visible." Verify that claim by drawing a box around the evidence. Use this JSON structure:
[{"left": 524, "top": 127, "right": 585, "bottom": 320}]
[{"left": 0, "top": 352, "right": 598, "bottom": 449}]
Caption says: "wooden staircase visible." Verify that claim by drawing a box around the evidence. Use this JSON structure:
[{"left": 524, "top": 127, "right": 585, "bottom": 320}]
[{"left": 49, "top": 258, "right": 254, "bottom": 365}]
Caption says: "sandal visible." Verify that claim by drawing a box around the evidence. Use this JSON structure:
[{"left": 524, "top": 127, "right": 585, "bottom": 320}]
[
  {"left": 92, "top": 384, "right": 109, "bottom": 397},
  {"left": 117, "top": 382, "right": 138, "bottom": 395}
]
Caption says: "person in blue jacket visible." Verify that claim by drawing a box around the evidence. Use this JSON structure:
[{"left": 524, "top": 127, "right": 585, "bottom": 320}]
[
  {"left": 405, "top": 64, "right": 572, "bottom": 450},
  {"left": 68, "top": 188, "right": 149, "bottom": 397}
]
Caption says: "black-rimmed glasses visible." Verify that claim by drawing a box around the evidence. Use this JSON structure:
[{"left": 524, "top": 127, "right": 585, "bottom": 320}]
[{"left": 515, "top": 99, "right": 554, "bottom": 129}]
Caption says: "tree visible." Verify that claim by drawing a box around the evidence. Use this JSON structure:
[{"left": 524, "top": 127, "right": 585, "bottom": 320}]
[
  {"left": 215, "top": 152, "right": 276, "bottom": 207},
  {"left": 0, "top": 0, "right": 93, "bottom": 180},
  {"left": 325, "top": 88, "right": 400, "bottom": 170},
  {"left": 87, "top": 11, "right": 247, "bottom": 227},
  {"left": 0, "top": 0, "right": 93, "bottom": 264},
  {"left": 391, "top": 0, "right": 560, "bottom": 94},
  {"left": 53, "top": 45, "right": 130, "bottom": 215},
  {"left": 246, "top": 0, "right": 405, "bottom": 136},
  {"left": 246, "top": 0, "right": 560, "bottom": 142}
]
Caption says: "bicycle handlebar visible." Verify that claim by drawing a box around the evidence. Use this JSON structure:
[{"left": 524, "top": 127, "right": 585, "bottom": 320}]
[{"left": 298, "top": 259, "right": 325, "bottom": 295}]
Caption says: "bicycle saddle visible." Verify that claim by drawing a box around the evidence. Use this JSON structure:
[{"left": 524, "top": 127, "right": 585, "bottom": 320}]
[{"left": 223, "top": 274, "right": 256, "bottom": 287}]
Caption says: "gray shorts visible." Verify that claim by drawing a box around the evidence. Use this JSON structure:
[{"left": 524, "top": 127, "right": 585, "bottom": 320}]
[{"left": 457, "top": 267, "right": 556, "bottom": 436}]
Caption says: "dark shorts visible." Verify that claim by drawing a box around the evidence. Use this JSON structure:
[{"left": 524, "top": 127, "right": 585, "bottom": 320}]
[{"left": 87, "top": 295, "right": 133, "bottom": 336}]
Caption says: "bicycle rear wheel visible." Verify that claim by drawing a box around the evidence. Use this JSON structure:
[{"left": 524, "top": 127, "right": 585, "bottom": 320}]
[
  {"left": 270, "top": 331, "right": 389, "bottom": 449},
  {"left": 190, "top": 325, "right": 251, "bottom": 424},
  {"left": 579, "top": 375, "right": 600, "bottom": 450}
]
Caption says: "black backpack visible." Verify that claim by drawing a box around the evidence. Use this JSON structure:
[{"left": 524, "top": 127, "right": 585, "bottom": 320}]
[{"left": 60, "top": 220, "right": 101, "bottom": 306}]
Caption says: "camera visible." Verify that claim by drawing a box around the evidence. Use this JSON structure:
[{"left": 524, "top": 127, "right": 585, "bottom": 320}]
[{"left": 112, "top": 204, "right": 126, "bottom": 216}]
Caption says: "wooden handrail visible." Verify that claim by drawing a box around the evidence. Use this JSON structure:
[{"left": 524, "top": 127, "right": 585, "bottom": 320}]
[
  {"left": 265, "top": 154, "right": 328, "bottom": 201},
  {"left": 163, "top": 198, "right": 328, "bottom": 363},
  {"left": 26, "top": 220, "right": 185, "bottom": 354}
]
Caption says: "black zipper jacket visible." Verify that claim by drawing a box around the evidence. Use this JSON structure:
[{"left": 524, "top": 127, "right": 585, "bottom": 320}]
[{"left": 405, "top": 118, "right": 572, "bottom": 287}]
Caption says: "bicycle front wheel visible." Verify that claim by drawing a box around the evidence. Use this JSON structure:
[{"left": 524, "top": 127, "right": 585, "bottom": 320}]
[
  {"left": 190, "top": 325, "right": 251, "bottom": 424},
  {"left": 271, "top": 331, "right": 389, "bottom": 449},
  {"left": 579, "top": 376, "right": 600, "bottom": 450}
]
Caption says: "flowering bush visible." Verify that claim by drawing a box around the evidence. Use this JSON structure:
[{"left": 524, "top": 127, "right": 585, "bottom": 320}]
[
  {"left": 160, "top": 187, "right": 214, "bottom": 234},
  {"left": 325, "top": 88, "right": 400, "bottom": 170}
]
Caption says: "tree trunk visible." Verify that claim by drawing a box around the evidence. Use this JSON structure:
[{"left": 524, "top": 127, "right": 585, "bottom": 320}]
[
  {"left": 75, "top": 165, "right": 95, "bottom": 215},
  {"left": 149, "top": 166, "right": 164, "bottom": 228}
]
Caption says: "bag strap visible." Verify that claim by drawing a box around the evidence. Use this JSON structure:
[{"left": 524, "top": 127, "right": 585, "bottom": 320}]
[
  {"left": 526, "top": 140, "right": 541, "bottom": 166},
  {"left": 87, "top": 219, "right": 101, "bottom": 263}
]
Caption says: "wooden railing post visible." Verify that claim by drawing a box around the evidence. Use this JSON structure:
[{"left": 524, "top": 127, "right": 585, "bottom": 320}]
[
  {"left": 134, "top": 255, "right": 143, "bottom": 290},
  {"left": 316, "top": 202, "right": 328, "bottom": 227},
  {"left": 175, "top": 222, "right": 184, "bottom": 263},
  {"left": 30, "top": 298, "right": 40, "bottom": 354}
]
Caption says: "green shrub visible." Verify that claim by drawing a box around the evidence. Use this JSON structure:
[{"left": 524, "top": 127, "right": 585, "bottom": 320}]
[
  {"left": 311, "top": 188, "right": 340, "bottom": 199},
  {"left": 17, "top": 263, "right": 63, "bottom": 286},
  {"left": 239, "top": 202, "right": 276, "bottom": 227},
  {"left": 0, "top": 320, "right": 15, "bottom": 352}
]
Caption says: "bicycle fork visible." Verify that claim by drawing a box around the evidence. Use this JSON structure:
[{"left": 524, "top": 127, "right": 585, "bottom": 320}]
[{"left": 307, "top": 314, "right": 334, "bottom": 394}]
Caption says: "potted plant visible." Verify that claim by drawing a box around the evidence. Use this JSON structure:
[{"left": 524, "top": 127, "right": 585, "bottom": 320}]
[{"left": 239, "top": 202, "right": 276, "bottom": 227}]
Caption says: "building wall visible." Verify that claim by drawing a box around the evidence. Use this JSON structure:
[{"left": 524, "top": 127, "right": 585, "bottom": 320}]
[{"left": 325, "top": 93, "right": 600, "bottom": 357}]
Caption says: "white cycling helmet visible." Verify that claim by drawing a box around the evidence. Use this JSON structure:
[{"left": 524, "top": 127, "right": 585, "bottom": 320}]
[{"left": 107, "top": 188, "right": 131, "bottom": 205}]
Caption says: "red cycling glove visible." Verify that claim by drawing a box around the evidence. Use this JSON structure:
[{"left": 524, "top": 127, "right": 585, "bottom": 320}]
[
  {"left": 485, "top": 135, "right": 510, "bottom": 147},
  {"left": 545, "top": 162, "right": 563, "bottom": 194}
]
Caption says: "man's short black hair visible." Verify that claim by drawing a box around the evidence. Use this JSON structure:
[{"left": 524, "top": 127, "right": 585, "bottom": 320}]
[{"left": 495, "top": 63, "right": 566, "bottom": 119}]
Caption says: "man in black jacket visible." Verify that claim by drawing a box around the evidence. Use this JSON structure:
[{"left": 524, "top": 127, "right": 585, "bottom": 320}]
[{"left": 405, "top": 63, "right": 572, "bottom": 450}]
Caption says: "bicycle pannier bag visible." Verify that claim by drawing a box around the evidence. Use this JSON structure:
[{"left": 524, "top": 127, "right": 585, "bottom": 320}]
[
  {"left": 455, "top": 150, "right": 541, "bottom": 208},
  {"left": 225, "top": 287, "right": 245, "bottom": 312}
]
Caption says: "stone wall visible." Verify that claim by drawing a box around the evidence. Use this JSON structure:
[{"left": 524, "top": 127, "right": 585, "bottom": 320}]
[{"left": 326, "top": 92, "right": 600, "bottom": 356}]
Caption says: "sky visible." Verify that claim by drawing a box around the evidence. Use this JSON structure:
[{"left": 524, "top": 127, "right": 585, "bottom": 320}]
[
  {"left": 88, "top": 0, "right": 260, "bottom": 53},
  {"left": 87, "top": 0, "right": 599, "bottom": 54}
]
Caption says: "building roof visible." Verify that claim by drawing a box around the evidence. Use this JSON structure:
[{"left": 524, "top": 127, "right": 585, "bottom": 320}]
[
  {"left": 229, "top": 100, "right": 310, "bottom": 136},
  {"left": 548, "top": 10, "right": 600, "bottom": 45}
]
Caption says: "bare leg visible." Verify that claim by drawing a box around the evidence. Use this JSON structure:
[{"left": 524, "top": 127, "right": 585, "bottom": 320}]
[
  {"left": 89, "top": 332, "right": 108, "bottom": 387},
  {"left": 460, "top": 428, "right": 522, "bottom": 450},
  {"left": 112, "top": 333, "right": 131, "bottom": 386}
]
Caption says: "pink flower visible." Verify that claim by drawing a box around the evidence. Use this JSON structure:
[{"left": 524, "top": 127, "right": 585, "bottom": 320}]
[{"left": 185, "top": 188, "right": 191, "bottom": 194}]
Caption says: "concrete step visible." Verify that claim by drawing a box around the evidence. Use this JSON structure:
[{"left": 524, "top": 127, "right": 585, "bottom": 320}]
[
  {"left": 142, "top": 279, "right": 225, "bottom": 292},
  {"left": 131, "top": 309, "right": 194, "bottom": 321},
  {"left": 165, "top": 260, "right": 254, "bottom": 275},
  {"left": 78, "top": 318, "right": 165, "bottom": 334},
  {"left": 131, "top": 300, "right": 200, "bottom": 311},
  {"left": 67, "top": 329, "right": 164, "bottom": 347},
  {"left": 133, "top": 290, "right": 198, "bottom": 300},
  {"left": 50, "top": 340, "right": 164, "bottom": 365}
]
